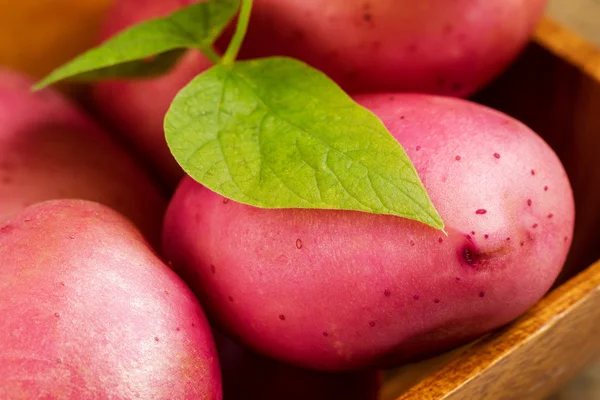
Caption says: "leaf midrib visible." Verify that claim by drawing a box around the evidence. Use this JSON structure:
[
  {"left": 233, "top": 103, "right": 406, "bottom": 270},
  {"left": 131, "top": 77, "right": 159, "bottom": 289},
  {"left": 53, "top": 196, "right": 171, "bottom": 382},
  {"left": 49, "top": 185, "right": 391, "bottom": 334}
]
[{"left": 228, "top": 66, "right": 438, "bottom": 225}]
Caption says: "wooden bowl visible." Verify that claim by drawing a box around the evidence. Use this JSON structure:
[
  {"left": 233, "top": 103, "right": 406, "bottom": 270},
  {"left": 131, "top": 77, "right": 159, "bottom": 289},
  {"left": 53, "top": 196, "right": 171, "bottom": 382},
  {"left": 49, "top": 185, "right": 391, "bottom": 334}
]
[
  {"left": 2, "top": 2, "right": 598, "bottom": 398},
  {"left": 381, "top": 16, "right": 600, "bottom": 400}
]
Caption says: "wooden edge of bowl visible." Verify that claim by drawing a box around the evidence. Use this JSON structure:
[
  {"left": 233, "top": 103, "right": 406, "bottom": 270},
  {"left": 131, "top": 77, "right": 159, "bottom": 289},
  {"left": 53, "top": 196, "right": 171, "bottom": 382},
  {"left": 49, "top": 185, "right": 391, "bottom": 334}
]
[
  {"left": 393, "top": 258, "right": 600, "bottom": 400},
  {"left": 534, "top": 15, "right": 600, "bottom": 83},
  {"left": 380, "top": 17, "right": 600, "bottom": 400}
]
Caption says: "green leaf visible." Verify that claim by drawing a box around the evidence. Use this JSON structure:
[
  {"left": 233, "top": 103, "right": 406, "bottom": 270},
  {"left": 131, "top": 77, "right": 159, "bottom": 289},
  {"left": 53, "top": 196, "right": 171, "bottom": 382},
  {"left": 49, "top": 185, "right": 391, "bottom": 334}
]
[
  {"left": 34, "top": 0, "right": 239, "bottom": 90},
  {"left": 165, "top": 57, "right": 444, "bottom": 229}
]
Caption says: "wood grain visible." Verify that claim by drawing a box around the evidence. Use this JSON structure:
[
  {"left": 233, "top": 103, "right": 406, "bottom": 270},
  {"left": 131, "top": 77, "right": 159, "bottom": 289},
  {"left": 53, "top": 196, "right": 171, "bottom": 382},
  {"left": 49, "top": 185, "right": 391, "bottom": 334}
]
[
  {"left": 390, "top": 260, "right": 600, "bottom": 400},
  {"left": 534, "top": 17, "right": 600, "bottom": 83},
  {"left": 382, "top": 16, "right": 600, "bottom": 400}
]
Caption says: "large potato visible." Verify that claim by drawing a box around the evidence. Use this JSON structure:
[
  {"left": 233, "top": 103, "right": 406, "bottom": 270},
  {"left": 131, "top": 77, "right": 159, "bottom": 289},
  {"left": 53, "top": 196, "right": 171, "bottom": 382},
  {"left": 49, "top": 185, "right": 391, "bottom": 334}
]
[
  {"left": 0, "top": 67, "right": 166, "bottom": 245},
  {"left": 215, "top": 331, "right": 380, "bottom": 399},
  {"left": 92, "top": 0, "right": 209, "bottom": 188},
  {"left": 0, "top": 200, "right": 221, "bottom": 399},
  {"left": 163, "top": 94, "right": 574, "bottom": 371},
  {"left": 224, "top": 0, "right": 547, "bottom": 96}
]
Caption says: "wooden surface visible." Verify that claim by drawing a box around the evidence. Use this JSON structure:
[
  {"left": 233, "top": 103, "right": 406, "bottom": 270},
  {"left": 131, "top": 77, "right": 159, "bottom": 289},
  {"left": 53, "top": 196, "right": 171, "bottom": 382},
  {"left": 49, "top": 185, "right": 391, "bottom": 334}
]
[
  {"left": 0, "top": 0, "right": 113, "bottom": 79},
  {"left": 382, "top": 16, "right": 600, "bottom": 400},
  {"left": 534, "top": 16, "right": 600, "bottom": 84},
  {"left": 548, "top": 0, "right": 600, "bottom": 48},
  {"left": 388, "top": 260, "right": 600, "bottom": 400},
  {"left": 547, "top": 361, "right": 600, "bottom": 400}
]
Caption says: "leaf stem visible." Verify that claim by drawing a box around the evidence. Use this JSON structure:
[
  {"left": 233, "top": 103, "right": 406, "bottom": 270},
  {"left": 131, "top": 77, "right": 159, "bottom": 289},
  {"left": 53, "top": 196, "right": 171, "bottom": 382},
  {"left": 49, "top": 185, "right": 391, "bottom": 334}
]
[
  {"left": 222, "top": 0, "right": 253, "bottom": 65},
  {"left": 201, "top": 46, "right": 222, "bottom": 64}
]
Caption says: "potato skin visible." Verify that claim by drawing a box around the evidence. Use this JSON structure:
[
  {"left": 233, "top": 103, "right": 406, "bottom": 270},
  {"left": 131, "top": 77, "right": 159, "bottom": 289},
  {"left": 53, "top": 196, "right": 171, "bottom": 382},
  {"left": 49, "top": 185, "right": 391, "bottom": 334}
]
[
  {"left": 92, "top": 0, "right": 210, "bottom": 189},
  {"left": 0, "top": 200, "right": 221, "bottom": 400},
  {"left": 162, "top": 94, "right": 574, "bottom": 371},
  {"left": 224, "top": 0, "right": 547, "bottom": 96},
  {"left": 0, "top": 67, "right": 166, "bottom": 246}
]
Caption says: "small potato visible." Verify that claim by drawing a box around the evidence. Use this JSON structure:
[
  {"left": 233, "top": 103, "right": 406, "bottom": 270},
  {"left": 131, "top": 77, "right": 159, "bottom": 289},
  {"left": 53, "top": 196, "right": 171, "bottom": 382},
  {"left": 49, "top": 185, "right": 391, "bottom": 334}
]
[
  {"left": 0, "top": 200, "right": 221, "bottom": 399},
  {"left": 163, "top": 94, "right": 574, "bottom": 371},
  {"left": 92, "top": 0, "right": 210, "bottom": 188},
  {"left": 0, "top": 67, "right": 166, "bottom": 245},
  {"left": 225, "top": 0, "right": 548, "bottom": 96},
  {"left": 215, "top": 331, "right": 380, "bottom": 400}
]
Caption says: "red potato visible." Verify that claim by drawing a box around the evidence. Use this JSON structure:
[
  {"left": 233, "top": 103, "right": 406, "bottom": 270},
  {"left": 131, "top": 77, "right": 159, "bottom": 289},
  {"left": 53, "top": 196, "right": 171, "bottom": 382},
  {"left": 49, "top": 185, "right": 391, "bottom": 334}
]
[
  {"left": 215, "top": 332, "right": 381, "bottom": 400},
  {"left": 163, "top": 93, "right": 575, "bottom": 371},
  {"left": 224, "top": 0, "right": 548, "bottom": 96},
  {"left": 0, "top": 67, "right": 166, "bottom": 246},
  {"left": 0, "top": 200, "right": 221, "bottom": 399},
  {"left": 92, "top": 0, "right": 209, "bottom": 188}
]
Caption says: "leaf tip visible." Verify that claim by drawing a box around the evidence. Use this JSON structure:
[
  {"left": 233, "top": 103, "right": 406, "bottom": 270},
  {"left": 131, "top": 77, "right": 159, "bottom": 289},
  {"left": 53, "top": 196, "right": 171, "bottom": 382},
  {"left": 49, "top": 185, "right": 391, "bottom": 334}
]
[
  {"left": 31, "top": 80, "right": 49, "bottom": 92},
  {"left": 32, "top": 72, "right": 61, "bottom": 91},
  {"left": 431, "top": 214, "right": 445, "bottom": 231}
]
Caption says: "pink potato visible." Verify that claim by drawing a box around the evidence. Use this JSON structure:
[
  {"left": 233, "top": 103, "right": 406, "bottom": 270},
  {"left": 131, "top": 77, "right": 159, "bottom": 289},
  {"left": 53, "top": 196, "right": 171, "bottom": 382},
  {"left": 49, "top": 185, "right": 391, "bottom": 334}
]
[
  {"left": 0, "top": 200, "right": 221, "bottom": 399},
  {"left": 224, "top": 0, "right": 548, "bottom": 96},
  {"left": 163, "top": 93, "right": 575, "bottom": 371},
  {"left": 215, "top": 331, "right": 380, "bottom": 400},
  {"left": 92, "top": 0, "right": 210, "bottom": 188},
  {"left": 0, "top": 67, "right": 166, "bottom": 246}
]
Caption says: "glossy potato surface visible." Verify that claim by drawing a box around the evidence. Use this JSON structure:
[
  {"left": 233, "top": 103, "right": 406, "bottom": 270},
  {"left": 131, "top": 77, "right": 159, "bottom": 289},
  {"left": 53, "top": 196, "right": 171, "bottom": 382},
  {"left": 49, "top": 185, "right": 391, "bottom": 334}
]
[{"left": 0, "top": 200, "right": 222, "bottom": 399}]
